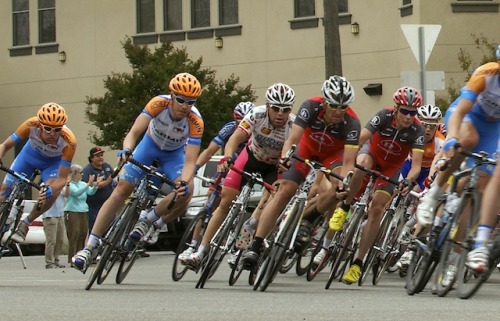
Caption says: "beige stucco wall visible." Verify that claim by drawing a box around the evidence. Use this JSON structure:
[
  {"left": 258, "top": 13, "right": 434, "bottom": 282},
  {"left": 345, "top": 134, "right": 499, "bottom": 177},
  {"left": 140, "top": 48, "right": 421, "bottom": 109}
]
[{"left": 0, "top": 0, "right": 498, "bottom": 168}]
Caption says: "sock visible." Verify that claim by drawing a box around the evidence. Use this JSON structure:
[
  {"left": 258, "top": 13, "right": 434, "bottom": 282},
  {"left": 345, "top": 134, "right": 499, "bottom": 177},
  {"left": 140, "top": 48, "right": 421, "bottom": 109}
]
[
  {"left": 304, "top": 207, "right": 322, "bottom": 224},
  {"left": 251, "top": 237, "right": 264, "bottom": 254},
  {"left": 248, "top": 216, "right": 258, "bottom": 229},
  {"left": 474, "top": 225, "right": 493, "bottom": 249},
  {"left": 197, "top": 243, "right": 208, "bottom": 255},
  {"left": 145, "top": 208, "right": 161, "bottom": 223},
  {"left": 340, "top": 201, "right": 350, "bottom": 212},
  {"left": 85, "top": 233, "right": 101, "bottom": 252},
  {"left": 322, "top": 238, "right": 332, "bottom": 248},
  {"left": 152, "top": 217, "right": 166, "bottom": 228},
  {"left": 353, "top": 258, "right": 363, "bottom": 269},
  {"left": 22, "top": 216, "right": 33, "bottom": 225}
]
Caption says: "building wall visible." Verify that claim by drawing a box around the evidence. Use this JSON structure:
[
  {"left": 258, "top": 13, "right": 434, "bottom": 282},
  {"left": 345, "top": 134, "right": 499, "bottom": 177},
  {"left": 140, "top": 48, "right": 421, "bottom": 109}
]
[{"left": 0, "top": 0, "right": 498, "bottom": 166}]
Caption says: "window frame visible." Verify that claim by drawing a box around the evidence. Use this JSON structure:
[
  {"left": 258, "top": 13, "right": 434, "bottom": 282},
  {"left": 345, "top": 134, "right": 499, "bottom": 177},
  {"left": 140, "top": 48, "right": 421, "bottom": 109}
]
[
  {"left": 137, "top": 0, "right": 156, "bottom": 34},
  {"left": 294, "top": 0, "right": 315, "bottom": 18},
  {"left": 163, "top": 0, "right": 183, "bottom": 31},
  {"left": 218, "top": 0, "right": 238, "bottom": 26},
  {"left": 38, "top": 0, "right": 56, "bottom": 44},
  {"left": 191, "top": 0, "right": 210, "bottom": 29},
  {"left": 12, "top": 0, "right": 30, "bottom": 46}
]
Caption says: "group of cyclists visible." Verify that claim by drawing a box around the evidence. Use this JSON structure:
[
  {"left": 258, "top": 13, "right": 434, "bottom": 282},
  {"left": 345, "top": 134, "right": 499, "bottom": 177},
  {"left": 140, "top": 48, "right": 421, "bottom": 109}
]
[{"left": 1, "top": 44, "right": 499, "bottom": 295}]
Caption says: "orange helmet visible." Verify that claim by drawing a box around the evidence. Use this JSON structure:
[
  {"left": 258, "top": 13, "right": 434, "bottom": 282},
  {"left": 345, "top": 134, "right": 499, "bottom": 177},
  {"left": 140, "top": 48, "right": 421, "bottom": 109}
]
[
  {"left": 37, "top": 102, "right": 67, "bottom": 126},
  {"left": 168, "top": 73, "right": 202, "bottom": 98}
]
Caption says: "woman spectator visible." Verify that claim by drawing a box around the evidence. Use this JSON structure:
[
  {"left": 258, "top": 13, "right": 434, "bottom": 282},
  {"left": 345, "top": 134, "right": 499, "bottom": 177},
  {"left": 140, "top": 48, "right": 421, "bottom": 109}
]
[{"left": 64, "top": 164, "right": 98, "bottom": 265}]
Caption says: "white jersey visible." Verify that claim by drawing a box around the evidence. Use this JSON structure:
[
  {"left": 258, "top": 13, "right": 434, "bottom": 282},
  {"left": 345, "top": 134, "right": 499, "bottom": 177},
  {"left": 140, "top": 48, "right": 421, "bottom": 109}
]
[{"left": 237, "top": 105, "right": 295, "bottom": 164}]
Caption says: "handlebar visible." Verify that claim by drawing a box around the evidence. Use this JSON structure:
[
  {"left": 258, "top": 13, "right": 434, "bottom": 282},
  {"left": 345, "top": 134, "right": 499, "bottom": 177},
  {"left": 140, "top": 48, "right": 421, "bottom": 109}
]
[
  {"left": 354, "top": 163, "right": 399, "bottom": 186},
  {"left": 229, "top": 166, "right": 275, "bottom": 193}
]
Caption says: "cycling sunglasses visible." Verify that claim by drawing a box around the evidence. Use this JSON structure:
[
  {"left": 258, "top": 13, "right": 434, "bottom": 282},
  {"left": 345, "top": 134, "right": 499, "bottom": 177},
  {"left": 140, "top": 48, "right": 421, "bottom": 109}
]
[
  {"left": 270, "top": 105, "right": 292, "bottom": 113},
  {"left": 42, "top": 125, "right": 63, "bottom": 134},
  {"left": 173, "top": 95, "right": 197, "bottom": 106},
  {"left": 325, "top": 102, "right": 349, "bottom": 110},
  {"left": 398, "top": 108, "right": 418, "bottom": 117},
  {"left": 421, "top": 122, "right": 438, "bottom": 129}
]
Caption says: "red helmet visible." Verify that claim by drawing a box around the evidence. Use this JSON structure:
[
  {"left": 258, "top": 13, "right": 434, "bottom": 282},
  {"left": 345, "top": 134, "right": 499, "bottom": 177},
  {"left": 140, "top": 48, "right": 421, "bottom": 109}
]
[{"left": 393, "top": 86, "right": 422, "bottom": 107}]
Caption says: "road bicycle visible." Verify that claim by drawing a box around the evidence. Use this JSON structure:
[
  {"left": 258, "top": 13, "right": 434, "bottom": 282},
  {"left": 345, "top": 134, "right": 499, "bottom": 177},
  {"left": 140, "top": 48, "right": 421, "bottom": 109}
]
[
  {"left": 325, "top": 164, "right": 396, "bottom": 290},
  {"left": 406, "top": 150, "right": 495, "bottom": 296},
  {"left": 85, "top": 157, "right": 177, "bottom": 290},
  {"left": 171, "top": 173, "right": 223, "bottom": 281},
  {"left": 195, "top": 165, "right": 274, "bottom": 289},
  {"left": 253, "top": 152, "right": 351, "bottom": 292},
  {"left": 0, "top": 165, "right": 41, "bottom": 268}
]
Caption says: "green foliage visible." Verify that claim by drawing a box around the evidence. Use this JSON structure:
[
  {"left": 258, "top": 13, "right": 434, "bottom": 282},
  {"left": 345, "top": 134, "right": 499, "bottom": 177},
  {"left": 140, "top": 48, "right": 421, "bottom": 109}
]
[
  {"left": 435, "top": 34, "right": 498, "bottom": 110},
  {"left": 85, "top": 37, "right": 256, "bottom": 150}
]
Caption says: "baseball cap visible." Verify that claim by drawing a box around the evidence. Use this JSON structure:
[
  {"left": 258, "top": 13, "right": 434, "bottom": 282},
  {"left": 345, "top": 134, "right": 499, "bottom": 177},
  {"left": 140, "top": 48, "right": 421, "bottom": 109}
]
[{"left": 89, "top": 147, "right": 104, "bottom": 157}]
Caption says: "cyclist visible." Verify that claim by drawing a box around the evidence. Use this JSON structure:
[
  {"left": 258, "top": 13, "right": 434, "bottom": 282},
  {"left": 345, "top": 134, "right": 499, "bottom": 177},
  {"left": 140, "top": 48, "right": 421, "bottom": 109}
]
[
  {"left": 181, "top": 83, "right": 296, "bottom": 268},
  {"left": 329, "top": 86, "right": 425, "bottom": 284},
  {"left": 242, "top": 75, "right": 361, "bottom": 270},
  {"left": 175, "top": 101, "right": 254, "bottom": 259},
  {"left": 416, "top": 46, "right": 500, "bottom": 273},
  {"left": 72, "top": 72, "right": 204, "bottom": 271},
  {"left": 0, "top": 103, "right": 76, "bottom": 242}
]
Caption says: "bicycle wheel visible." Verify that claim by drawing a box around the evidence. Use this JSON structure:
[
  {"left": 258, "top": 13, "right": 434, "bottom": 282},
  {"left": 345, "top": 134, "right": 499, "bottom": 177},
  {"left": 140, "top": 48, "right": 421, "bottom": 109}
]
[
  {"left": 325, "top": 206, "right": 364, "bottom": 290},
  {"left": 172, "top": 210, "right": 207, "bottom": 281},
  {"left": 306, "top": 223, "right": 331, "bottom": 281},
  {"left": 279, "top": 252, "right": 298, "bottom": 274},
  {"left": 228, "top": 250, "right": 244, "bottom": 286},
  {"left": 360, "top": 211, "right": 391, "bottom": 286},
  {"left": 0, "top": 203, "right": 12, "bottom": 249},
  {"left": 115, "top": 243, "right": 140, "bottom": 284},
  {"left": 85, "top": 199, "right": 139, "bottom": 290},
  {"left": 405, "top": 239, "right": 437, "bottom": 295},
  {"left": 296, "top": 219, "right": 325, "bottom": 277},
  {"left": 372, "top": 217, "right": 404, "bottom": 286}
]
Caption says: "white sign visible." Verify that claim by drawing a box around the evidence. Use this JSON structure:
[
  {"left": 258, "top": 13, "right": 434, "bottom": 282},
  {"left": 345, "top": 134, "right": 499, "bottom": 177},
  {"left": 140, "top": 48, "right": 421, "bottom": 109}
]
[
  {"left": 401, "top": 24, "right": 441, "bottom": 67},
  {"left": 401, "top": 71, "right": 445, "bottom": 90}
]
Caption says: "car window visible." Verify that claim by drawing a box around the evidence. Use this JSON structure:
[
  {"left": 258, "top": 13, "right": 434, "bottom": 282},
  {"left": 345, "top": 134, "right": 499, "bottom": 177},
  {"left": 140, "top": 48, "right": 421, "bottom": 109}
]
[{"left": 201, "top": 161, "right": 218, "bottom": 188}]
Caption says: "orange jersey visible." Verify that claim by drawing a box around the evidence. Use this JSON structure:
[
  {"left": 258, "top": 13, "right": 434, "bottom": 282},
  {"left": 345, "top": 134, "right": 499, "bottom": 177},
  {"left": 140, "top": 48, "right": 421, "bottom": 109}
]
[
  {"left": 11, "top": 116, "right": 76, "bottom": 164},
  {"left": 420, "top": 130, "right": 445, "bottom": 168}
]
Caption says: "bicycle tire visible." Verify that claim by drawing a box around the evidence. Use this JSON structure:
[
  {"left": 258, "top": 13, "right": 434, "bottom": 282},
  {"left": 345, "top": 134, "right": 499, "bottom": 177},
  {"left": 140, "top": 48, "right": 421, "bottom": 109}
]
[
  {"left": 85, "top": 199, "right": 139, "bottom": 290},
  {"left": 172, "top": 210, "right": 207, "bottom": 281},
  {"left": 96, "top": 215, "right": 126, "bottom": 285},
  {"left": 115, "top": 244, "right": 139, "bottom": 284},
  {"left": 0, "top": 203, "right": 12, "bottom": 252},
  {"left": 228, "top": 250, "right": 244, "bottom": 286},
  {"left": 306, "top": 226, "right": 330, "bottom": 281},
  {"left": 296, "top": 219, "right": 325, "bottom": 277},
  {"left": 325, "top": 206, "right": 364, "bottom": 290},
  {"left": 279, "top": 252, "right": 298, "bottom": 274}
]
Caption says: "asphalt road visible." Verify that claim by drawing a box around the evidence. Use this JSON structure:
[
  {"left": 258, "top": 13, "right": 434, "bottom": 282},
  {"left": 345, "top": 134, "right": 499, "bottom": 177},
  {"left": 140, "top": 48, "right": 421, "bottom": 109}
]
[{"left": 0, "top": 252, "right": 498, "bottom": 321}]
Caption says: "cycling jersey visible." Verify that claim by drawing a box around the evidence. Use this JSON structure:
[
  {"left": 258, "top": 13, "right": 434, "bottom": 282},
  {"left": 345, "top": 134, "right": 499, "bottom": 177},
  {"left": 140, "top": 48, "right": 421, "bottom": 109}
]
[
  {"left": 365, "top": 107, "right": 425, "bottom": 164},
  {"left": 142, "top": 95, "right": 204, "bottom": 151},
  {"left": 462, "top": 62, "right": 500, "bottom": 121},
  {"left": 420, "top": 130, "right": 445, "bottom": 168},
  {"left": 237, "top": 105, "right": 295, "bottom": 165},
  {"left": 212, "top": 120, "right": 247, "bottom": 155}
]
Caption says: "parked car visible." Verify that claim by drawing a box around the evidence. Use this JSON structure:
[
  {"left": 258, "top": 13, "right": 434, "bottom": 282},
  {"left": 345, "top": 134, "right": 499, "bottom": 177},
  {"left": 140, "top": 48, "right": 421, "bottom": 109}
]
[{"left": 148, "top": 156, "right": 264, "bottom": 252}]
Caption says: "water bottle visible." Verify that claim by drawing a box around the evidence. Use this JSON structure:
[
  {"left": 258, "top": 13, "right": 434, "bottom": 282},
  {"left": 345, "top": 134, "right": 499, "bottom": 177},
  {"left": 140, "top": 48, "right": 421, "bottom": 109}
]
[{"left": 442, "top": 193, "right": 460, "bottom": 224}]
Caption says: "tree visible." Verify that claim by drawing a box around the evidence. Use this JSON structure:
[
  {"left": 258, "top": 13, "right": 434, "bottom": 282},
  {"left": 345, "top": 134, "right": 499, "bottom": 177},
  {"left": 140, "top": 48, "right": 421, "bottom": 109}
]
[
  {"left": 85, "top": 37, "right": 256, "bottom": 150},
  {"left": 435, "top": 35, "right": 497, "bottom": 110}
]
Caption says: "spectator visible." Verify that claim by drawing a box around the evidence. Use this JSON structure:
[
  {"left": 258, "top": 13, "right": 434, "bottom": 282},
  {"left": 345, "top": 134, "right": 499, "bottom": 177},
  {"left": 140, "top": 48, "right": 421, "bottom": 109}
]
[
  {"left": 82, "top": 147, "right": 114, "bottom": 232},
  {"left": 42, "top": 190, "right": 67, "bottom": 269},
  {"left": 64, "top": 164, "right": 98, "bottom": 265}
]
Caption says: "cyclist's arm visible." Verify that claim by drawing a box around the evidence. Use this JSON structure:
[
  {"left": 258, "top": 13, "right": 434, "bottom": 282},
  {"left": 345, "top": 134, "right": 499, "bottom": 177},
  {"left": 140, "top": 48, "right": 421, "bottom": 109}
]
[
  {"left": 122, "top": 113, "right": 150, "bottom": 151},
  {"left": 358, "top": 128, "right": 373, "bottom": 146},
  {"left": 340, "top": 146, "right": 357, "bottom": 180},
  {"left": 281, "top": 124, "right": 304, "bottom": 158},
  {"left": 196, "top": 141, "right": 221, "bottom": 169},
  {"left": 446, "top": 98, "right": 473, "bottom": 142},
  {"left": 0, "top": 136, "right": 16, "bottom": 160},
  {"left": 52, "top": 166, "right": 71, "bottom": 195},
  {"left": 224, "top": 129, "right": 248, "bottom": 158},
  {"left": 180, "top": 143, "right": 200, "bottom": 184},
  {"left": 406, "top": 150, "right": 423, "bottom": 184}
]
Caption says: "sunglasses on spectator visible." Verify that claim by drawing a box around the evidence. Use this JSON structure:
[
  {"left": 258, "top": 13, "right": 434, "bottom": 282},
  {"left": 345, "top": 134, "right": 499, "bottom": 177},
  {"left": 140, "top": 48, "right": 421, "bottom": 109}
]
[
  {"left": 398, "top": 108, "right": 418, "bottom": 117},
  {"left": 270, "top": 105, "right": 292, "bottom": 113},
  {"left": 421, "top": 122, "right": 438, "bottom": 129},
  {"left": 325, "top": 102, "right": 349, "bottom": 110},
  {"left": 173, "top": 95, "right": 197, "bottom": 106},
  {"left": 42, "top": 125, "right": 63, "bottom": 134}
]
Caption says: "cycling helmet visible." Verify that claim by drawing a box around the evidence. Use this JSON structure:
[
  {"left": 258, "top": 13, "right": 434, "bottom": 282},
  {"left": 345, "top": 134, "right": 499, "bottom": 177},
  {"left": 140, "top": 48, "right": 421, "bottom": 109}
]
[
  {"left": 233, "top": 101, "right": 255, "bottom": 121},
  {"left": 168, "top": 72, "right": 202, "bottom": 98},
  {"left": 37, "top": 102, "right": 67, "bottom": 126},
  {"left": 393, "top": 86, "right": 422, "bottom": 107},
  {"left": 417, "top": 104, "right": 442, "bottom": 120},
  {"left": 496, "top": 45, "right": 500, "bottom": 60},
  {"left": 321, "top": 75, "right": 355, "bottom": 106},
  {"left": 266, "top": 83, "right": 295, "bottom": 106}
]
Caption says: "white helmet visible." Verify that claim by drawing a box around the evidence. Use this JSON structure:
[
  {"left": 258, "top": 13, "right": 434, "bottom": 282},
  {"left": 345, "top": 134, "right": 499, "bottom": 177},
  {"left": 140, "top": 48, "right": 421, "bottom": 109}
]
[
  {"left": 233, "top": 101, "right": 255, "bottom": 121},
  {"left": 321, "top": 75, "right": 355, "bottom": 106},
  {"left": 417, "top": 104, "right": 442, "bottom": 120},
  {"left": 266, "top": 83, "right": 295, "bottom": 106}
]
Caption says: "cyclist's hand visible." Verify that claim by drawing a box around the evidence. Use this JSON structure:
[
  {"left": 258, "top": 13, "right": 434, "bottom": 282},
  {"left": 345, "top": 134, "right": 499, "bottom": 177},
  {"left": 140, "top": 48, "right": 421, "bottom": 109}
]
[
  {"left": 398, "top": 179, "right": 414, "bottom": 196},
  {"left": 39, "top": 186, "right": 53, "bottom": 206},
  {"left": 277, "top": 157, "right": 290, "bottom": 173},
  {"left": 443, "top": 137, "right": 459, "bottom": 161},
  {"left": 117, "top": 148, "right": 132, "bottom": 162},
  {"left": 217, "top": 156, "right": 233, "bottom": 173},
  {"left": 335, "top": 183, "right": 349, "bottom": 200},
  {"left": 174, "top": 180, "right": 190, "bottom": 197}
]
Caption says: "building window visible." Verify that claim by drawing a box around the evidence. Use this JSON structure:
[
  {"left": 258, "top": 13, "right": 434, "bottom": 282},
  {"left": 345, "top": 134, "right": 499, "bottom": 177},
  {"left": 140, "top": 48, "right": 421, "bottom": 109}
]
[
  {"left": 191, "top": 0, "right": 210, "bottom": 28},
  {"left": 137, "top": 0, "right": 156, "bottom": 33},
  {"left": 402, "top": 0, "right": 412, "bottom": 5},
  {"left": 38, "top": 0, "right": 55, "bottom": 43},
  {"left": 219, "top": 0, "right": 238, "bottom": 25},
  {"left": 13, "top": 0, "right": 30, "bottom": 46},
  {"left": 164, "top": 0, "right": 182, "bottom": 30},
  {"left": 338, "top": 0, "right": 348, "bottom": 13},
  {"left": 294, "top": 0, "right": 315, "bottom": 18}
]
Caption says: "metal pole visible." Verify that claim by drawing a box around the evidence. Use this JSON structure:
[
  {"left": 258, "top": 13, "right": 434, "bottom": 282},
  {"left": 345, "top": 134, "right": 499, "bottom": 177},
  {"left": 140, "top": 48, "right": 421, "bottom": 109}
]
[{"left": 418, "top": 27, "right": 427, "bottom": 103}]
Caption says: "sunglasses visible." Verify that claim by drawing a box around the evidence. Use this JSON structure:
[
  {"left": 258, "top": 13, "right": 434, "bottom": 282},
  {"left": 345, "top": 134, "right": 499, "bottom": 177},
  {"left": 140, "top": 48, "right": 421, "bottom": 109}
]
[
  {"left": 398, "top": 108, "right": 418, "bottom": 117},
  {"left": 421, "top": 122, "right": 438, "bottom": 129},
  {"left": 42, "top": 125, "right": 63, "bottom": 134},
  {"left": 325, "top": 102, "right": 349, "bottom": 110},
  {"left": 270, "top": 105, "right": 292, "bottom": 113},
  {"left": 173, "top": 95, "right": 197, "bottom": 106}
]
